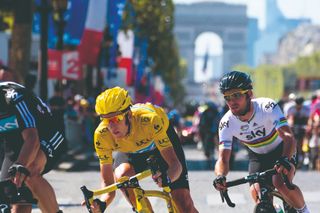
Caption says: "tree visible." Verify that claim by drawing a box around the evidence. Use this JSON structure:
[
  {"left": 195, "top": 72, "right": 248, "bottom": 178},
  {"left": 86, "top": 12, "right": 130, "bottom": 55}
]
[
  {"left": 122, "top": 0, "right": 186, "bottom": 106},
  {"left": 8, "top": 0, "right": 33, "bottom": 84}
]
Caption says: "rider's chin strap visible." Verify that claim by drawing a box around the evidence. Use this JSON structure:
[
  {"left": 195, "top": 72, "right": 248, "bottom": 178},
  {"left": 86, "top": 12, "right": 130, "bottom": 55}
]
[
  {"left": 239, "top": 94, "right": 251, "bottom": 116},
  {"left": 125, "top": 113, "right": 131, "bottom": 136}
]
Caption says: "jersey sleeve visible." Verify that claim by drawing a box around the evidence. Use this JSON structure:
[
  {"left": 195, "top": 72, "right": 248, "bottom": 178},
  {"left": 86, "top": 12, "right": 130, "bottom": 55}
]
[
  {"left": 218, "top": 116, "right": 233, "bottom": 150},
  {"left": 264, "top": 99, "right": 288, "bottom": 130},
  {"left": 9, "top": 91, "right": 37, "bottom": 130},
  {"left": 151, "top": 114, "right": 173, "bottom": 150},
  {"left": 94, "top": 126, "right": 113, "bottom": 164}
]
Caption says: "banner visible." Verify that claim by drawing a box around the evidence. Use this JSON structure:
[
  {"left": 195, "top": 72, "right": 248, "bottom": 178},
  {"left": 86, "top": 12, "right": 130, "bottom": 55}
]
[{"left": 48, "top": 49, "right": 82, "bottom": 80}]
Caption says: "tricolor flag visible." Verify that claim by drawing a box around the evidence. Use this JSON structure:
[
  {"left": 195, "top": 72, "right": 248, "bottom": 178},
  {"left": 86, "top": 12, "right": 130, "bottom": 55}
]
[
  {"left": 78, "top": 0, "right": 107, "bottom": 66},
  {"left": 117, "top": 30, "right": 135, "bottom": 85}
]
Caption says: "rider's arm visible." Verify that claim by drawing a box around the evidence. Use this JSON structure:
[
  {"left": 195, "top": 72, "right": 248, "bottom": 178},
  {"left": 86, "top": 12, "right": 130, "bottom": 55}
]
[
  {"left": 215, "top": 149, "right": 231, "bottom": 176},
  {"left": 99, "top": 163, "right": 116, "bottom": 207},
  {"left": 17, "top": 128, "right": 41, "bottom": 167},
  {"left": 277, "top": 125, "right": 296, "bottom": 159},
  {"left": 159, "top": 147, "right": 182, "bottom": 182},
  {"left": 286, "top": 114, "right": 294, "bottom": 127}
]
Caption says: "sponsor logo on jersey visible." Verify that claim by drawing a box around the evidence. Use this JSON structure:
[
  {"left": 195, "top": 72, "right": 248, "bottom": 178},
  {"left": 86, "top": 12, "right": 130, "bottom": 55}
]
[
  {"left": 265, "top": 101, "right": 277, "bottom": 110},
  {"left": 99, "top": 127, "right": 108, "bottom": 134},
  {"left": 95, "top": 140, "right": 101, "bottom": 147},
  {"left": 158, "top": 137, "right": 170, "bottom": 147},
  {"left": 98, "top": 155, "right": 109, "bottom": 161},
  {"left": 219, "top": 121, "right": 229, "bottom": 130},
  {"left": 245, "top": 127, "right": 266, "bottom": 140},
  {"left": 5, "top": 89, "right": 20, "bottom": 100},
  {"left": 240, "top": 124, "right": 249, "bottom": 131},
  {"left": 0, "top": 116, "right": 19, "bottom": 132},
  {"left": 136, "top": 138, "right": 151, "bottom": 146},
  {"left": 154, "top": 124, "right": 163, "bottom": 133}
]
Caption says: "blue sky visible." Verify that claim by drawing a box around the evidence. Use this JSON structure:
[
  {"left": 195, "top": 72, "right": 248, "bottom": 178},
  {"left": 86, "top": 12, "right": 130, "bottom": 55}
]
[{"left": 173, "top": 0, "right": 320, "bottom": 29}]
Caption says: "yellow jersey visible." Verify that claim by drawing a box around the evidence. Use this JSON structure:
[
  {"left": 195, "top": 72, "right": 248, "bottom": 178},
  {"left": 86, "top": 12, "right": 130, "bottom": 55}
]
[{"left": 94, "top": 103, "right": 173, "bottom": 164}]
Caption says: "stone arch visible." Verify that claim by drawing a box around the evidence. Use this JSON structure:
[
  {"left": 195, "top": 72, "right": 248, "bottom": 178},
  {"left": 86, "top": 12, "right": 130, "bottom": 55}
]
[{"left": 174, "top": 2, "right": 248, "bottom": 83}]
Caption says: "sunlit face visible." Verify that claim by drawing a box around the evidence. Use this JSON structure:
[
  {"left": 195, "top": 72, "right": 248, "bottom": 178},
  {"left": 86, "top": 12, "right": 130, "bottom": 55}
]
[
  {"left": 100, "top": 111, "right": 130, "bottom": 138},
  {"left": 223, "top": 89, "right": 249, "bottom": 116}
]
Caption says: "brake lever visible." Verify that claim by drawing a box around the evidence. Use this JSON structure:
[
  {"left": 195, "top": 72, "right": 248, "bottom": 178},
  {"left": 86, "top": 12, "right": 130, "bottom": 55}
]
[
  {"left": 80, "top": 186, "right": 93, "bottom": 213},
  {"left": 221, "top": 190, "right": 235, "bottom": 208},
  {"left": 219, "top": 191, "right": 225, "bottom": 203}
]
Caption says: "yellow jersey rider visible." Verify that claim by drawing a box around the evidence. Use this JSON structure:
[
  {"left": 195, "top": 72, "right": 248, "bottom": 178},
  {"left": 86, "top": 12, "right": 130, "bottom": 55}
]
[{"left": 87, "top": 87, "right": 198, "bottom": 213}]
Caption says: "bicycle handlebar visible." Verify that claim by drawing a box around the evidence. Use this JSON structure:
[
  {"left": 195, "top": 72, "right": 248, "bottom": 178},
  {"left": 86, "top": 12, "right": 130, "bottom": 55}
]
[
  {"left": 220, "top": 168, "right": 295, "bottom": 207},
  {"left": 80, "top": 169, "right": 153, "bottom": 212}
]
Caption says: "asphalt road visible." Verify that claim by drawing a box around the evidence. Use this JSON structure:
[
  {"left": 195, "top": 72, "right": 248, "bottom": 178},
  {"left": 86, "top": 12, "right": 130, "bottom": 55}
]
[{"left": 27, "top": 143, "right": 320, "bottom": 213}]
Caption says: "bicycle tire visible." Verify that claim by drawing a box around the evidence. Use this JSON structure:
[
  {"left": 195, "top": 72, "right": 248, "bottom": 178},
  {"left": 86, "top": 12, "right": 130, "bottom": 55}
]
[{"left": 254, "top": 202, "right": 277, "bottom": 213}]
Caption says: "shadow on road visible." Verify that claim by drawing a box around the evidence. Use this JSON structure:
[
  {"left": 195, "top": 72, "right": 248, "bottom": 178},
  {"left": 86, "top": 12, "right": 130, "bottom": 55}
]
[{"left": 186, "top": 159, "right": 248, "bottom": 171}]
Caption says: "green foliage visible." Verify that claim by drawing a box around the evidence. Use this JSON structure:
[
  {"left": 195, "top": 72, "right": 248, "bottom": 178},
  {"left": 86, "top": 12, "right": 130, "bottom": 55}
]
[
  {"left": 290, "top": 51, "right": 320, "bottom": 78},
  {"left": 122, "top": 0, "right": 186, "bottom": 106},
  {"left": 234, "top": 50, "right": 320, "bottom": 99}
]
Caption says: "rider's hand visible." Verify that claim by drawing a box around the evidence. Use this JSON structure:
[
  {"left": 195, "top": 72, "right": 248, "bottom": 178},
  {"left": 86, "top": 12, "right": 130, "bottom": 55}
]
[
  {"left": 213, "top": 175, "right": 227, "bottom": 191},
  {"left": 81, "top": 199, "right": 106, "bottom": 213},
  {"left": 8, "top": 164, "right": 30, "bottom": 187},
  {"left": 152, "top": 171, "right": 163, "bottom": 187},
  {"left": 274, "top": 156, "right": 293, "bottom": 176}
]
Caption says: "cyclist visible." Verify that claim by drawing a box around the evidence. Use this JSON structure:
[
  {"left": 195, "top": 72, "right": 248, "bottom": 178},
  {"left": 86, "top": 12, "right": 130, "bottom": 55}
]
[
  {"left": 198, "top": 102, "right": 220, "bottom": 159},
  {"left": 87, "top": 87, "right": 198, "bottom": 213},
  {"left": 213, "top": 71, "right": 310, "bottom": 213},
  {"left": 0, "top": 80, "right": 66, "bottom": 213},
  {"left": 287, "top": 96, "right": 309, "bottom": 166}
]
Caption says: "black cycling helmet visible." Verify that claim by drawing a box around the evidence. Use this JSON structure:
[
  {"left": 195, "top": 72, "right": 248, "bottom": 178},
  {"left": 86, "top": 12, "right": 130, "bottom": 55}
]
[{"left": 219, "top": 71, "right": 253, "bottom": 93}]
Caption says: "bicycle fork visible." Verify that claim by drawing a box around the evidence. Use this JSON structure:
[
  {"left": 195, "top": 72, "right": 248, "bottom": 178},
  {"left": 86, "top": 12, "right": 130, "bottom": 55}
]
[{"left": 133, "top": 187, "right": 153, "bottom": 213}]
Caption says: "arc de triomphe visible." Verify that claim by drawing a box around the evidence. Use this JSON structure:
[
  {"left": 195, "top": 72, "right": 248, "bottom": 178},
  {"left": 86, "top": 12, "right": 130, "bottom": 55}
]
[{"left": 174, "top": 2, "right": 248, "bottom": 84}]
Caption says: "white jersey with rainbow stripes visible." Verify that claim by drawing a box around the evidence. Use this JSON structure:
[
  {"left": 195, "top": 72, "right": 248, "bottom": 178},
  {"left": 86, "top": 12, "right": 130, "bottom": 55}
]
[{"left": 219, "top": 97, "right": 288, "bottom": 154}]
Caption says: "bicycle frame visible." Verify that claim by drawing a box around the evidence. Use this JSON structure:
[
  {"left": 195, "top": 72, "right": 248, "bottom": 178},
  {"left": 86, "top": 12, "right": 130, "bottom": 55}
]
[
  {"left": 81, "top": 169, "right": 178, "bottom": 213},
  {"left": 220, "top": 168, "right": 296, "bottom": 213}
]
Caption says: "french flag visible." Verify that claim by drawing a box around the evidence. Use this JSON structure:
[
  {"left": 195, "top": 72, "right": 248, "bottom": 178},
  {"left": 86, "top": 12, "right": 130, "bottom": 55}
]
[{"left": 78, "top": 0, "right": 107, "bottom": 66}]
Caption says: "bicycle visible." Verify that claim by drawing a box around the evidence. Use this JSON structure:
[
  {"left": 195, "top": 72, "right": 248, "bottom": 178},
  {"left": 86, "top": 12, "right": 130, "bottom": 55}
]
[
  {"left": 219, "top": 168, "right": 297, "bottom": 213},
  {"left": 0, "top": 179, "right": 37, "bottom": 213},
  {"left": 80, "top": 156, "right": 178, "bottom": 213}
]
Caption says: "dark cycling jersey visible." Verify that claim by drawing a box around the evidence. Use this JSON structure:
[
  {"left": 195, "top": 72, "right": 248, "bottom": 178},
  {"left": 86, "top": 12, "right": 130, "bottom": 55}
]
[{"left": 0, "top": 82, "right": 66, "bottom": 177}]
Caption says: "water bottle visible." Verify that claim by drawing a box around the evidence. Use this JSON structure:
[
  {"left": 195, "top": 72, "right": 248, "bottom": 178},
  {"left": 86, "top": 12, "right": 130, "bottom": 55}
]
[{"left": 274, "top": 203, "right": 284, "bottom": 213}]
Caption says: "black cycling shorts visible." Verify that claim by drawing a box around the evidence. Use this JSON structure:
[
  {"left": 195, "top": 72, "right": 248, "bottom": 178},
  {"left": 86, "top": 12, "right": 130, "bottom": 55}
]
[
  {"left": 114, "top": 124, "right": 190, "bottom": 190},
  {"left": 0, "top": 130, "right": 67, "bottom": 180},
  {"left": 247, "top": 142, "right": 297, "bottom": 185}
]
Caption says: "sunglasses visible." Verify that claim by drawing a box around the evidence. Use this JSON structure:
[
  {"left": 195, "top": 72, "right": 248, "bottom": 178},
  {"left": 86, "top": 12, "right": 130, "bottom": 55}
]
[
  {"left": 224, "top": 90, "right": 248, "bottom": 102},
  {"left": 100, "top": 112, "right": 127, "bottom": 125}
]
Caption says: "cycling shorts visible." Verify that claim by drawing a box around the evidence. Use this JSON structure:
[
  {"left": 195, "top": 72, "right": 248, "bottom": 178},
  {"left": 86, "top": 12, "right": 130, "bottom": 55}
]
[
  {"left": 113, "top": 124, "right": 190, "bottom": 190},
  {"left": 247, "top": 142, "right": 297, "bottom": 185},
  {"left": 0, "top": 131, "right": 67, "bottom": 180}
]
